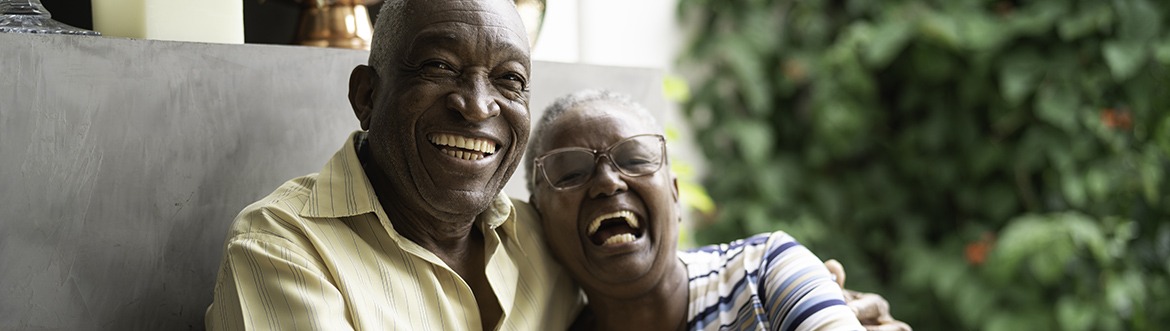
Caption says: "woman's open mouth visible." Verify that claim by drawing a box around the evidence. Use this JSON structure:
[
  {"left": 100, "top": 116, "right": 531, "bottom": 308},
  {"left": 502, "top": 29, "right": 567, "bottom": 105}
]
[{"left": 586, "top": 210, "right": 644, "bottom": 246}]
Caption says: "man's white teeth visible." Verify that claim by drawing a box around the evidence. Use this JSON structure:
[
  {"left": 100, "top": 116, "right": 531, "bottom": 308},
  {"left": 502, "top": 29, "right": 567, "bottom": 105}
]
[
  {"left": 587, "top": 210, "right": 639, "bottom": 236},
  {"left": 443, "top": 149, "right": 484, "bottom": 160},
  {"left": 603, "top": 233, "right": 636, "bottom": 246},
  {"left": 429, "top": 133, "right": 497, "bottom": 155}
]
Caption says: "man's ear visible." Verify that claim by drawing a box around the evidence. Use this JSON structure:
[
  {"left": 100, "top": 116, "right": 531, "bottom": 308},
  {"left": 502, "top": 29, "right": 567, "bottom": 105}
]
[{"left": 349, "top": 65, "right": 378, "bottom": 130}]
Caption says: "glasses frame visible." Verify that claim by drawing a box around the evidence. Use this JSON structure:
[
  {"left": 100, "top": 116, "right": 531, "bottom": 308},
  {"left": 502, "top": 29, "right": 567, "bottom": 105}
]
[{"left": 534, "top": 133, "right": 667, "bottom": 191}]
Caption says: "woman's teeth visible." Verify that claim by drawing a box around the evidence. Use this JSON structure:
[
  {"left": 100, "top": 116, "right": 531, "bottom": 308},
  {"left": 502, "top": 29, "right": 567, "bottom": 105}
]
[
  {"left": 587, "top": 210, "right": 639, "bottom": 236},
  {"left": 587, "top": 210, "right": 641, "bottom": 246},
  {"left": 603, "top": 233, "right": 637, "bottom": 246}
]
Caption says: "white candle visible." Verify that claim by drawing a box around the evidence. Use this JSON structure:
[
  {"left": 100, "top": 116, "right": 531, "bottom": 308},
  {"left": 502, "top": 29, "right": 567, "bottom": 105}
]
[{"left": 92, "top": 0, "right": 243, "bottom": 44}]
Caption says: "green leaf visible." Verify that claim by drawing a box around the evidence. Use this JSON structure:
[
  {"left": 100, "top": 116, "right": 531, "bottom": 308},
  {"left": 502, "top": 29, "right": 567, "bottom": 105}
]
[
  {"left": 990, "top": 215, "right": 1049, "bottom": 278},
  {"left": 1084, "top": 166, "right": 1111, "bottom": 203},
  {"left": 1007, "top": 1, "right": 1066, "bottom": 36},
  {"left": 1030, "top": 239, "right": 1071, "bottom": 284},
  {"left": 1034, "top": 83, "right": 1081, "bottom": 132},
  {"left": 720, "top": 37, "right": 771, "bottom": 115},
  {"left": 1057, "top": 3, "right": 1114, "bottom": 41},
  {"left": 1063, "top": 213, "right": 1108, "bottom": 263},
  {"left": 1061, "top": 174, "right": 1088, "bottom": 208},
  {"left": 919, "top": 11, "right": 961, "bottom": 50},
  {"left": 731, "top": 120, "right": 774, "bottom": 166},
  {"left": 1102, "top": 41, "right": 1150, "bottom": 81},
  {"left": 862, "top": 20, "right": 913, "bottom": 68},
  {"left": 1105, "top": 270, "right": 1144, "bottom": 317},
  {"left": 1140, "top": 148, "right": 1165, "bottom": 204},
  {"left": 1057, "top": 298, "right": 1097, "bottom": 331},
  {"left": 1157, "top": 116, "right": 1170, "bottom": 156},
  {"left": 999, "top": 50, "right": 1045, "bottom": 106},
  {"left": 743, "top": 204, "right": 771, "bottom": 234},
  {"left": 958, "top": 12, "right": 1008, "bottom": 51},
  {"left": 1113, "top": 0, "right": 1163, "bottom": 42},
  {"left": 1156, "top": 38, "right": 1170, "bottom": 64}
]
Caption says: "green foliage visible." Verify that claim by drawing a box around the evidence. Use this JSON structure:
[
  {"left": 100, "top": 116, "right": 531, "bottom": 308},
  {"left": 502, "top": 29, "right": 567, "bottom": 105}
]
[{"left": 676, "top": 0, "right": 1170, "bottom": 329}]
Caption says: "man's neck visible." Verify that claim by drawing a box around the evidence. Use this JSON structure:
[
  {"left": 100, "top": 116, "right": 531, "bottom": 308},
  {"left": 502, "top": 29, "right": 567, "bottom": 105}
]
[
  {"left": 584, "top": 259, "right": 690, "bottom": 331},
  {"left": 357, "top": 140, "right": 482, "bottom": 258}
]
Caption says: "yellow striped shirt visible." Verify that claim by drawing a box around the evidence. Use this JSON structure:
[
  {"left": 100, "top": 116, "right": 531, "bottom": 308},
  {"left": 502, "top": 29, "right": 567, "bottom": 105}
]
[{"left": 206, "top": 131, "right": 583, "bottom": 330}]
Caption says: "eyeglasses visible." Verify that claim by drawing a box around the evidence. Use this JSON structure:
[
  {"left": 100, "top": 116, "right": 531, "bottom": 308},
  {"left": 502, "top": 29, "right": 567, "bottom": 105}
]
[{"left": 534, "top": 134, "right": 666, "bottom": 191}]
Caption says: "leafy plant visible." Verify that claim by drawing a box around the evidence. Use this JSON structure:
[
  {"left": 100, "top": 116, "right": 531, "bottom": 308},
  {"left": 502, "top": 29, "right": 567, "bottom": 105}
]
[{"left": 676, "top": 0, "right": 1170, "bottom": 329}]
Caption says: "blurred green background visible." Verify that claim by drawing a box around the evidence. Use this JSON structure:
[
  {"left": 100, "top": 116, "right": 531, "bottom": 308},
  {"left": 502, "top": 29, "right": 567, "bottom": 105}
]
[{"left": 674, "top": 0, "right": 1170, "bottom": 329}]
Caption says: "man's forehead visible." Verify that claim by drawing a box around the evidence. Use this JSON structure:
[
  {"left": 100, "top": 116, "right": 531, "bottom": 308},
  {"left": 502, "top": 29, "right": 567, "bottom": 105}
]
[{"left": 405, "top": 0, "right": 525, "bottom": 32}]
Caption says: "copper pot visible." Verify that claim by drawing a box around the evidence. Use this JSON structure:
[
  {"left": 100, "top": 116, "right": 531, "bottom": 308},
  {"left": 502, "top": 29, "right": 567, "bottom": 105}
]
[{"left": 288, "top": 0, "right": 378, "bottom": 50}]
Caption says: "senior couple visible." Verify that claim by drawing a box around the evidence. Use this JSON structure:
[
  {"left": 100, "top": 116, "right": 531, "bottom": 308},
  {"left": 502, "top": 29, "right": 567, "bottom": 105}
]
[{"left": 206, "top": 0, "right": 909, "bottom": 330}]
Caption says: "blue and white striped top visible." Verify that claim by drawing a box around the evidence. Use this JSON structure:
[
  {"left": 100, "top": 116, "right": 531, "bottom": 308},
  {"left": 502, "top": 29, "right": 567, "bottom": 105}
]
[{"left": 682, "top": 231, "right": 864, "bottom": 331}]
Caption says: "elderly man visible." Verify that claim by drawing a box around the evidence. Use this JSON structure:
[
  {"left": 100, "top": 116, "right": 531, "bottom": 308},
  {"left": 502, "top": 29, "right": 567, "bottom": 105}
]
[{"left": 205, "top": 0, "right": 580, "bottom": 329}]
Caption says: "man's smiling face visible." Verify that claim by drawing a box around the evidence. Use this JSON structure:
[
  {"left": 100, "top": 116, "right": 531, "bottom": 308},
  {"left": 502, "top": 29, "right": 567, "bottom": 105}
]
[{"left": 362, "top": 0, "right": 532, "bottom": 218}]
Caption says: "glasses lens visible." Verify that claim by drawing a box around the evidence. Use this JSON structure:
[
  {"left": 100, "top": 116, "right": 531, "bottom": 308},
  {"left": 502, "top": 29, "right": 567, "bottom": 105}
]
[
  {"left": 541, "top": 150, "right": 596, "bottom": 189},
  {"left": 611, "top": 135, "right": 664, "bottom": 176}
]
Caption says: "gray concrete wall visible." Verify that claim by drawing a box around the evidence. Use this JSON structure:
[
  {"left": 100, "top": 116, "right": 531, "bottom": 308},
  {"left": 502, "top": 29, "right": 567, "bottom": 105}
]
[{"left": 0, "top": 33, "right": 675, "bottom": 330}]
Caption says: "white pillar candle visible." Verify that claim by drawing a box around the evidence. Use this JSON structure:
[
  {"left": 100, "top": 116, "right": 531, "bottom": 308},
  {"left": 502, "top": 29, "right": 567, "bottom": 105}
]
[{"left": 92, "top": 0, "right": 243, "bottom": 44}]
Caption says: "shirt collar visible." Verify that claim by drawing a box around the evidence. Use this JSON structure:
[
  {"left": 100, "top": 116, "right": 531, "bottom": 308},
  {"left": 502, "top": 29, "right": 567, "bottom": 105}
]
[
  {"left": 479, "top": 191, "right": 518, "bottom": 238},
  {"left": 299, "top": 131, "right": 379, "bottom": 219}
]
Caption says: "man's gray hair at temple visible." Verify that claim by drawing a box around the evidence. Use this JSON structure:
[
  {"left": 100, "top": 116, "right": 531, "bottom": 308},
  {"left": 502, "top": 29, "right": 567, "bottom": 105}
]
[{"left": 368, "top": 0, "right": 411, "bottom": 73}]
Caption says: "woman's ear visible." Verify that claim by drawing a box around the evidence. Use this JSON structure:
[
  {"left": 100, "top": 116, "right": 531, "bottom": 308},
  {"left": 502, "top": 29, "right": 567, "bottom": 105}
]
[
  {"left": 349, "top": 65, "right": 378, "bottom": 130},
  {"left": 671, "top": 175, "right": 680, "bottom": 202}
]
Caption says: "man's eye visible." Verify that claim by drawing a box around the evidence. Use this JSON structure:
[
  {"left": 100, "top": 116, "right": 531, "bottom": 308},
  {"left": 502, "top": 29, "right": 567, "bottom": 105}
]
[
  {"left": 425, "top": 61, "right": 452, "bottom": 70},
  {"left": 497, "top": 73, "right": 527, "bottom": 91},
  {"left": 502, "top": 73, "right": 524, "bottom": 82},
  {"left": 419, "top": 61, "right": 457, "bottom": 76}
]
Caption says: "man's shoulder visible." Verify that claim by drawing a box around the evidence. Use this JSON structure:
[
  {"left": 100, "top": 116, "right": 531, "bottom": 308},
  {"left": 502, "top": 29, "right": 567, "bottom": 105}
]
[
  {"left": 226, "top": 174, "right": 321, "bottom": 239},
  {"left": 242, "top": 174, "right": 318, "bottom": 215}
]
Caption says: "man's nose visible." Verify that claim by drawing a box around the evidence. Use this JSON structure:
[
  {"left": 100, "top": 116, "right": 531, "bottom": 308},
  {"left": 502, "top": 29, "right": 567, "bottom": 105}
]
[
  {"left": 587, "top": 159, "right": 628, "bottom": 198},
  {"left": 446, "top": 74, "right": 500, "bottom": 122}
]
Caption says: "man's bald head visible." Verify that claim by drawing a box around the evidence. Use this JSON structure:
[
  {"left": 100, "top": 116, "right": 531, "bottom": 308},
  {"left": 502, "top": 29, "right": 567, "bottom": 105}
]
[{"left": 368, "top": 0, "right": 530, "bottom": 76}]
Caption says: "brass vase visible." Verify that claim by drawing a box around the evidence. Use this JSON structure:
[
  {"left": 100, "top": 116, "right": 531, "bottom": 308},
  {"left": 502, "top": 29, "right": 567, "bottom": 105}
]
[{"left": 293, "top": 0, "right": 376, "bottom": 50}]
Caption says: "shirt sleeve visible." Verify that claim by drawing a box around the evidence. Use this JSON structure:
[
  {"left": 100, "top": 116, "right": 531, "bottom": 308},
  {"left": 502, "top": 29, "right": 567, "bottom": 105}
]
[
  {"left": 759, "top": 231, "right": 863, "bottom": 331},
  {"left": 206, "top": 231, "right": 353, "bottom": 330}
]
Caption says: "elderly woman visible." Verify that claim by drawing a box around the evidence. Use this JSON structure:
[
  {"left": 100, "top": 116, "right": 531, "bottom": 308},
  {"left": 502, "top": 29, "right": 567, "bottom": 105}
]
[{"left": 525, "top": 90, "right": 890, "bottom": 330}]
